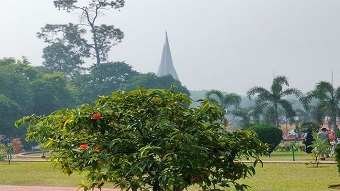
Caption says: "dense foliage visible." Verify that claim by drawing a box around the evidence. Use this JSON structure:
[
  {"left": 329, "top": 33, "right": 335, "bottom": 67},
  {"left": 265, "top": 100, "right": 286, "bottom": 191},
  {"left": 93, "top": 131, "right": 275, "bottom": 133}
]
[
  {"left": 71, "top": 62, "right": 139, "bottom": 103},
  {"left": 16, "top": 88, "right": 268, "bottom": 191},
  {"left": 0, "top": 57, "right": 189, "bottom": 150},
  {"left": 123, "top": 73, "right": 190, "bottom": 96},
  {"left": 248, "top": 124, "right": 282, "bottom": 153},
  {"left": 0, "top": 58, "right": 78, "bottom": 145}
]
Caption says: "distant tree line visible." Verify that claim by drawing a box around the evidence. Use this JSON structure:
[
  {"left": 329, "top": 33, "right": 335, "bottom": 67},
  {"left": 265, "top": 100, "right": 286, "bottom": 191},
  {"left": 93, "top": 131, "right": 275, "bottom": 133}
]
[
  {"left": 204, "top": 75, "right": 340, "bottom": 138},
  {"left": 0, "top": 57, "right": 189, "bottom": 149}
]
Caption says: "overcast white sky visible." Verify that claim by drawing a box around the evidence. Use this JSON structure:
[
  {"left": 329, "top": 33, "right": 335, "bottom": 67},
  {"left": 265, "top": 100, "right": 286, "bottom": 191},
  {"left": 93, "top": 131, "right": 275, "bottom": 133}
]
[{"left": 1, "top": 0, "right": 340, "bottom": 95}]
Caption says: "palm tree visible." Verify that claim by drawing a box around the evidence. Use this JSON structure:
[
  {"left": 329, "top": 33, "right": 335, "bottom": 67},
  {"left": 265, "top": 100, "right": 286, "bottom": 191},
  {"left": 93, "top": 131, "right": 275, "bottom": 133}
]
[
  {"left": 231, "top": 105, "right": 274, "bottom": 129},
  {"left": 247, "top": 75, "right": 302, "bottom": 127},
  {"left": 232, "top": 107, "right": 251, "bottom": 129},
  {"left": 205, "top": 90, "right": 241, "bottom": 112},
  {"left": 297, "top": 96, "right": 313, "bottom": 123},
  {"left": 232, "top": 105, "right": 271, "bottom": 129},
  {"left": 299, "top": 95, "right": 326, "bottom": 125},
  {"left": 303, "top": 81, "right": 340, "bottom": 134},
  {"left": 205, "top": 90, "right": 241, "bottom": 126}
]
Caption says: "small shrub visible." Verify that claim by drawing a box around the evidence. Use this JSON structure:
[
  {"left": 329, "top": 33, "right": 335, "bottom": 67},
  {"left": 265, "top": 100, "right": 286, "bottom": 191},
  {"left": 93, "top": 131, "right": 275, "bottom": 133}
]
[
  {"left": 335, "top": 144, "right": 340, "bottom": 174},
  {"left": 0, "top": 142, "right": 15, "bottom": 164},
  {"left": 310, "top": 132, "right": 331, "bottom": 168},
  {"left": 0, "top": 144, "right": 5, "bottom": 161},
  {"left": 11, "top": 138, "right": 22, "bottom": 154},
  {"left": 248, "top": 124, "right": 282, "bottom": 153}
]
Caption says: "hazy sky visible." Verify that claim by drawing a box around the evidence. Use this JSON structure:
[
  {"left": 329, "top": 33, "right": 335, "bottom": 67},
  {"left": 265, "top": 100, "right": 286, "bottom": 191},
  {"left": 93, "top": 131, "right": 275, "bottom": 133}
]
[{"left": 1, "top": 0, "right": 340, "bottom": 95}]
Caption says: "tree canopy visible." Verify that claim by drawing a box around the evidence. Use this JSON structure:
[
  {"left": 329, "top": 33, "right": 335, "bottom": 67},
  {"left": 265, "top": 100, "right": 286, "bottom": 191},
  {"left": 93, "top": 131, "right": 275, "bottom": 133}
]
[
  {"left": 30, "top": 72, "right": 77, "bottom": 115},
  {"left": 247, "top": 76, "right": 302, "bottom": 127},
  {"left": 72, "top": 61, "right": 139, "bottom": 103},
  {"left": 16, "top": 88, "right": 268, "bottom": 191},
  {"left": 123, "top": 73, "right": 190, "bottom": 96},
  {"left": 302, "top": 81, "right": 340, "bottom": 136},
  {"left": 205, "top": 90, "right": 241, "bottom": 112},
  {"left": 0, "top": 58, "right": 77, "bottom": 143},
  {"left": 0, "top": 58, "right": 33, "bottom": 136},
  {"left": 38, "top": 0, "right": 125, "bottom": 67}
]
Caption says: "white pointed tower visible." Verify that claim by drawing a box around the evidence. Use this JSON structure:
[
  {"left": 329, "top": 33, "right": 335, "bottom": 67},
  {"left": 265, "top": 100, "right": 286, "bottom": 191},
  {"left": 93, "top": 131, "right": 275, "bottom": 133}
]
[{"left": 157, "top": 32, "right": 180, "bottom": 81}]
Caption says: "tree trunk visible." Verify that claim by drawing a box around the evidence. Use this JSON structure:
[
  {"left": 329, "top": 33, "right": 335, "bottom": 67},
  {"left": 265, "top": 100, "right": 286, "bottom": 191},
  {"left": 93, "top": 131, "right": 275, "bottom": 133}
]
[
  {"left": 83, "top": 6, "right": 101, "bottom": 65},
  {"left": 274, "top": 103, "right": 279, "bottom": 128},
  {"left": 92, "top": 30, "right": 101, "bottom": 65}
]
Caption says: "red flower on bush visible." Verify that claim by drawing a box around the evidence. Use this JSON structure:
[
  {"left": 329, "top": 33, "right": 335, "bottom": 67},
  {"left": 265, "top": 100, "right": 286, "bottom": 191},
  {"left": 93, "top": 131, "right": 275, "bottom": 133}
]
[
  {"left": 92, "top": 113, "right": 101, "bottom": 120},
  {"left": 79, "top": 144, "right": 89, "bottom": 149}
]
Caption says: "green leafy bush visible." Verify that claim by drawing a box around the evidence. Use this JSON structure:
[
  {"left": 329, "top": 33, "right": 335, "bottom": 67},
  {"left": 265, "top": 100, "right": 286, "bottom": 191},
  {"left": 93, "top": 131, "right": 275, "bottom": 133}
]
[
  {"left": 248, "top": 124, "right": 282, "bottom": 153},
  {"left": 0, "top": 144, "right": 5, "bottom": 161},
  {"left": 311, "top": 132, "right": 331, "bottom": 168},
  {"left": 336, "top": 144, "right": 340, "bottom": 174},
  {"left": 16, "top": 88, "right": 268, "bottom": 191}
]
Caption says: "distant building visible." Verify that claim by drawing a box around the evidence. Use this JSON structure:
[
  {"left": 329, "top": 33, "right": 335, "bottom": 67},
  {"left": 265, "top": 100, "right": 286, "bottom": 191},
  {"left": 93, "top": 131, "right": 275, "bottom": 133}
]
[{"left": 157, "top": 32, "right": 180, "bottom": 81}]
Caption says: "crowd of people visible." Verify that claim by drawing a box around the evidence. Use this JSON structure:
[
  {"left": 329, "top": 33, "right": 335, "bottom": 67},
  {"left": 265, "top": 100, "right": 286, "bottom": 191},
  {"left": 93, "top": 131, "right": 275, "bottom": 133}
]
[{"left": 302, "top": 126, "right": 337, "bottom": 157}]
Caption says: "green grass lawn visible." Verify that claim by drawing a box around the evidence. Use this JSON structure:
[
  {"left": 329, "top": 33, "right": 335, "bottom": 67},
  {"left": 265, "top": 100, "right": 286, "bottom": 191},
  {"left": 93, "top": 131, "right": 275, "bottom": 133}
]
[
  {"left": 263, "top": 150, "right": 333, "bottom": 161},
  {"left": 1, "top": 151, "right": 339, "bottom": 190},
  {"left": 0, "top": 162, "right": 86, "bottom": 187},
  {"left": 228, "top": 163, "right": 339, "bottom": 191}
]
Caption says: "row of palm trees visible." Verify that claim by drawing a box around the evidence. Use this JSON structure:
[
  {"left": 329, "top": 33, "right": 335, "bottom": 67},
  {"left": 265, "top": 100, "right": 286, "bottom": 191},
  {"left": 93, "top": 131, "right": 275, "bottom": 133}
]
[{"left": 205, "top": 75, "right": 340, "bottom": 135}]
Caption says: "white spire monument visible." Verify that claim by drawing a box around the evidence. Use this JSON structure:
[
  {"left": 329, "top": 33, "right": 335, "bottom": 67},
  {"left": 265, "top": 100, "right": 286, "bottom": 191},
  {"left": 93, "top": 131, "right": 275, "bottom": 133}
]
[{"left": 157, "top": 32, "right": 180, "bottom": 81}]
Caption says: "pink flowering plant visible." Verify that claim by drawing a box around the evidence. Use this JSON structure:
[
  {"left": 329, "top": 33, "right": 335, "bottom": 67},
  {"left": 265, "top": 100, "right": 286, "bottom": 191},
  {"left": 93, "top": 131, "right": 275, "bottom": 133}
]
[{"left": 16, "top": 88, "right": 268, "bottom": 191}]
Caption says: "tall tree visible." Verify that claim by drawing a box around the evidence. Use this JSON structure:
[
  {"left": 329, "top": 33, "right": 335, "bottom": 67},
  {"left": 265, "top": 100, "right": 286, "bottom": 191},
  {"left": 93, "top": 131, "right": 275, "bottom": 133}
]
[
  {"left": 232, "top": 107, "right": 251, "bottom": 129},
  {"left": 299, "top": 95, "right": 324, "bottom": 124},
  {"left": 0, "top": 58, "right": 34, "bottom": 137},
  {"left": 302, "top": 81, "right": 340, "bottom": 135},
  {"left": 38, "top": 0, "right": 125, "bottom": 67},
  {"left": 42, "top": 41, "right": 86, "bottom": 78},
  {"left": 205, "top": 90, "right": 241, "bottom": 112},
  {"left": 205, "top": 90, "right": 241, "bottom": 127},
  {"left": 247, "top": 76, "right": 302, "bottom": 127},
  {"left": 0, "top": 58, "right": 33, "bottom": 115},
  {"left": 37, "top": 23, "right": 90, "bottom": 77}
]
